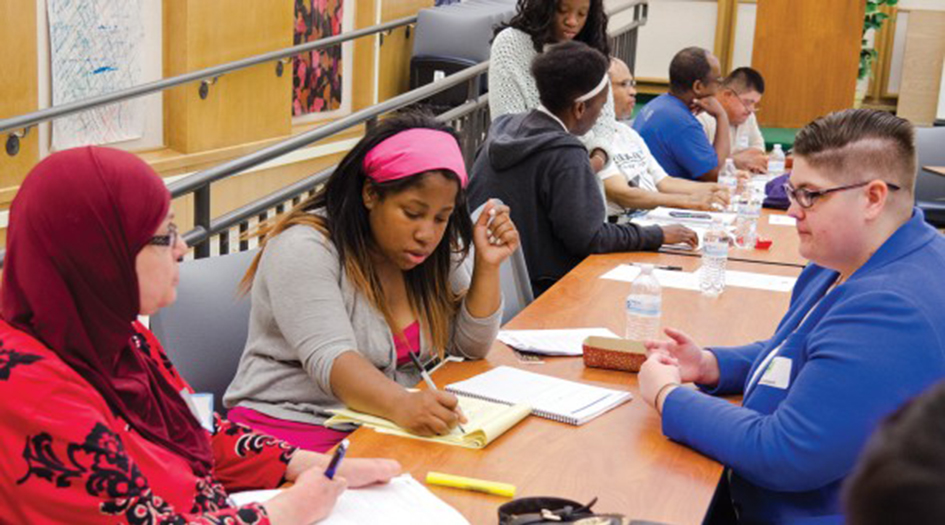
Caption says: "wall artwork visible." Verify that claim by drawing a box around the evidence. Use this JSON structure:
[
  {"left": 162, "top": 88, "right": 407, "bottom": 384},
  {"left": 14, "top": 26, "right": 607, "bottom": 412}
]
[
  {"left": 293, "top": 0, "right": 345, "bottom": 118},
  {"left": 47, "top": 0, "right": 144, "bottom": 150}
]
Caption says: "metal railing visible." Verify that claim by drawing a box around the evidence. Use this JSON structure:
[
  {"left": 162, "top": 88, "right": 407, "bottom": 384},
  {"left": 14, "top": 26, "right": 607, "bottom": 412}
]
[
  {"left": 0, "top": 0, "right": 648, "bottom": 265},
  {"left": 606, "top": 0, "right": 649, "bottom": 74},
  {"left": 195, "top": 95, "right": 492, "bottom": 257},
  {"left": 174, "top": 1, "right": 648, "bottom": 258},
  {"left": 0, "top": 15, "right": 418, "bottom": 156},
  {"left": 173, "top": 61, "right": 490, "bottom": 257}
]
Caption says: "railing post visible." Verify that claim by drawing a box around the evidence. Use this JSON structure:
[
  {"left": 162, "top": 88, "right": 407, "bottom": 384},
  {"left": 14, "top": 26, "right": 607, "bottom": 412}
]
[
  {"left": 194, "top": 185, "right": 211, "bottom": 259},
  {"left": 239, "top": 222, "right": 250, "bottom": 252}
]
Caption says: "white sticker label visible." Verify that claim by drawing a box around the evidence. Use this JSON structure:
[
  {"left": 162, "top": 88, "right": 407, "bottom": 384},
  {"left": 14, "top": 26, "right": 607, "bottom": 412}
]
[{"left": 758, "top": 356, "right": 793, "bottom": 390}]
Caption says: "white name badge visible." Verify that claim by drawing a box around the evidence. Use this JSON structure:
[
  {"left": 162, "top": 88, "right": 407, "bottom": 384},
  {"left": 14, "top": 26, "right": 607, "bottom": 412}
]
[{"left": 758, "top": 356, "right": 793, "bottom": 390}]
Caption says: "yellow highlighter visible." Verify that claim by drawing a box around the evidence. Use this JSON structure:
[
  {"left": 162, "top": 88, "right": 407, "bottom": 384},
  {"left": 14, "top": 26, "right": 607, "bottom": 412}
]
[{"left": 426, "top": 471, "right": 516, "bottom": 498}]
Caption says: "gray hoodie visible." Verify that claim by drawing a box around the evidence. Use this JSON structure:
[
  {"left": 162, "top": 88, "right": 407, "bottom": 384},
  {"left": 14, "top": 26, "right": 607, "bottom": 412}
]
[{"left": 468, "top": 110, "right": 664, "bottom": 296}]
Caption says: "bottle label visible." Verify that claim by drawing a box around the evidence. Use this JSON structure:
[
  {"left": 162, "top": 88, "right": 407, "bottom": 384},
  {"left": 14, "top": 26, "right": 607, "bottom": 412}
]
[
  {"left": 704, "top": 240, "right": 729, "bottom": 258},
  {"left": 626, "top": 296, "right": 661, "bottom": 316}
]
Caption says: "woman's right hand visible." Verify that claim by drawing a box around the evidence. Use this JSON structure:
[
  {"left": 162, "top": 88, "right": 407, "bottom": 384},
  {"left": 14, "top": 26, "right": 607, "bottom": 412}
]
[
  {"left": 391, "top": 390, "right": 467, "bottom": 436},
  {"left": 644, "top": 327, "right": 719, "bottom": 386},
  {"left": 264, "top": 466, "right": 346, "bottom": 524}
]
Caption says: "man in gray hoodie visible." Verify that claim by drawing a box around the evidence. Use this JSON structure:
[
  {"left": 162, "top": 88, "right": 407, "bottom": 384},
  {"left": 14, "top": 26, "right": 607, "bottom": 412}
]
[{"left": 469, "top": 41, "right": 696, "bottom": 296}]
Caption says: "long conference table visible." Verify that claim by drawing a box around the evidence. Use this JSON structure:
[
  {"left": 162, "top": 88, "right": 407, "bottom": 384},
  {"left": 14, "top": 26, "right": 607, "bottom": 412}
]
[{"left": 348, "top": 248, "right": 805, "bottom": 524}]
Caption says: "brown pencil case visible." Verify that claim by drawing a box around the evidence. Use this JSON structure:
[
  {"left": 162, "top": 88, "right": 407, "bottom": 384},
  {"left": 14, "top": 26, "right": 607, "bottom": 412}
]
[{"left": 582, "top": 336, "right": 647, "bottom": 373}]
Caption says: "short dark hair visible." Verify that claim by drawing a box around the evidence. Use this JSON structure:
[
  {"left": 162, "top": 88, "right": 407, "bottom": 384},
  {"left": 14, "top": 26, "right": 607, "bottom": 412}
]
[
  {"left": 669, "top": 47, "right": 712, "bottom": 93},
  {"left": 531, "top": 40, "right": 609, "bottom": 114},
  {"left": 793, "top": 109, "right": 917, "bottom": 193},
  {"left": 724, "top": 67, "right": 765, "bottom": 94},
  {"left": 497, "top": 0, "right": 611, "bottom": 56},
  {"left": 844, "top": 380, "right": 945, "bottom": 524}
]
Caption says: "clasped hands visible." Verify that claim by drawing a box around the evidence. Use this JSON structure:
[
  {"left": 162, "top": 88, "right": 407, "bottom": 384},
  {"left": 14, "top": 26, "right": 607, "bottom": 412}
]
[{"left": 638, "top": 328, "right": 720, "bottom": 414}]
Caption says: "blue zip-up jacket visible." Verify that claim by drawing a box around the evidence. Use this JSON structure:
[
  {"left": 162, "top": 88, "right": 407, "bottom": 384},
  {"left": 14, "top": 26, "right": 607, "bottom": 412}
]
[{"left": 662, "top": 209, "right": 945, "bottom": 523}]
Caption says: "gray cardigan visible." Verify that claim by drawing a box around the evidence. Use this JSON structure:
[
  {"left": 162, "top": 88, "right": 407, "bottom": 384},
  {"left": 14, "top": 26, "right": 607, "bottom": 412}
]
[{"left": 223, "top": 224, "right": 502, "bottom": 425}]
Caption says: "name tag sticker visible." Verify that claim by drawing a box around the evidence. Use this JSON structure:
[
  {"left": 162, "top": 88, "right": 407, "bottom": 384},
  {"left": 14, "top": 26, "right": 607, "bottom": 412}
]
[{"left": 758, "top": 356, "right": 792, "bottom": 390}]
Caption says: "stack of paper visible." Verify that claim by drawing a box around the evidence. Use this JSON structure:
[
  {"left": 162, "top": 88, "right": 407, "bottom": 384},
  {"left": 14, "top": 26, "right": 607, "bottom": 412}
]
[
  {"left": 641, "top": 206, "right": 736, "bottom": 226},
  {"left": 229, "top": 474, "right": 470, "bottom": 525},
  {"left": 633, "top": 207, "right": 737, "bottom": 251},
  {"left": 497, "top": 328, "right": 619, "bottom": 356}
]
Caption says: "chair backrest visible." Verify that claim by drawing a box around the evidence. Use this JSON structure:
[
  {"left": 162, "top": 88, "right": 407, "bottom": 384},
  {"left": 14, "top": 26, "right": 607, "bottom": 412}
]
[
  {"left": 150, "top": 249, "right": 258, "bottom": 413},
  {"left": 470, "top": 203, "right": 534, "bottom": 324},
  {"left": 914, "top": 127, "right": 945, "bottom": 227}
]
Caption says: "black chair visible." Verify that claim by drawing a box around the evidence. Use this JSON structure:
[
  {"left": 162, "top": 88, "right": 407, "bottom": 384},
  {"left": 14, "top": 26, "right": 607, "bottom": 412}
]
[
  {"left": 150, "top": 249, "right": 257, "bottom": 414},
  {"left": 914, "top": 127, "right": 945, "bottom": 227}
]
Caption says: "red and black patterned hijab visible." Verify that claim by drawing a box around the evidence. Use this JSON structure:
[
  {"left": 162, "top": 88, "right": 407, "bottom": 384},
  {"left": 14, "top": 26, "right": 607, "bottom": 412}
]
[{"left": 1, "top": 146, "right": 212, "bottom": 476}]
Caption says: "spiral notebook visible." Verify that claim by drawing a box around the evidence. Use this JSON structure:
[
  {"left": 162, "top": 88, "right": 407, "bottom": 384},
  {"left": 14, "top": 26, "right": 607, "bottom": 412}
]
[{"left": 445, "top": 366, "right": 632, "bottom": 426}]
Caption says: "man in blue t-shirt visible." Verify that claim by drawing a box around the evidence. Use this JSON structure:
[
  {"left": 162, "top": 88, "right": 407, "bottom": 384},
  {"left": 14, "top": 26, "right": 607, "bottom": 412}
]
[{"left": 633, "top": 47, "right": 730, "bottom": 181}]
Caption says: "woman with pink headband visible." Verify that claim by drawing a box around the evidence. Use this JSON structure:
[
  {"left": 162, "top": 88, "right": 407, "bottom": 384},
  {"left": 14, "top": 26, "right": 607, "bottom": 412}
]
[{"left": 224, "top": 112, "right": 520, "bottom": 451}]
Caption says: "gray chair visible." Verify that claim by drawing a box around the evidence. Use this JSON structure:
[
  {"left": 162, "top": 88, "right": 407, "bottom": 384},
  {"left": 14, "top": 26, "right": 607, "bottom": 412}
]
[
  {"left": 150, "top": 249, "right": 258, "bottom": 414},
  {"left": 914, "top": 126, "right": 945, "bottom": 227},
  {"left": 470, "top": 203, "right": 534, "bottom": 324}
]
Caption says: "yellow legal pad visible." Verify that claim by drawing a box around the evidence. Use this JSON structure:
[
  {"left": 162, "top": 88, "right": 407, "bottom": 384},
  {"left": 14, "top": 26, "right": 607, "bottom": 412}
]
[{"left": 324, "top": 396, "right": 532, "bottom": 449}]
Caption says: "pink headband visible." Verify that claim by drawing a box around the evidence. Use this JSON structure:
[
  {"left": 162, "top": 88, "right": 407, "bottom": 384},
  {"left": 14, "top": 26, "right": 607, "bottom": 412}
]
[{"left": 363, "top": 128, "right": 468, "bottom": 188}]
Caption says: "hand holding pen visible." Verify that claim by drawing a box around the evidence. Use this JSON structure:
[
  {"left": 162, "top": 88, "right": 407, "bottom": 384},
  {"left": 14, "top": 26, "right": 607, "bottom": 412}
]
[{"left": 388, "top": 350, "right": 467, "bottom": 437}]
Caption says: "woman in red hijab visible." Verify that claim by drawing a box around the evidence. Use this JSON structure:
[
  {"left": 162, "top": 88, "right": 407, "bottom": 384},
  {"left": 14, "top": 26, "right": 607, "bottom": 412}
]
[{"left": 0, "top": 147, "right": 400, "bottom": 524}]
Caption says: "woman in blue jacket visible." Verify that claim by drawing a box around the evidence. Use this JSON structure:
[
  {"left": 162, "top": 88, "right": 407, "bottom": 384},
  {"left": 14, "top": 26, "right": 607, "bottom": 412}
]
[{"left": 638, "top": 109, "right": 945, "bottom": 523}]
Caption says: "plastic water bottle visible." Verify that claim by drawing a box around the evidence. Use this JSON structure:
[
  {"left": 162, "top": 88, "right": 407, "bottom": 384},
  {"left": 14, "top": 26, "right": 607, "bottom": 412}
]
[
  {"left": 733, "top": 194, "right": 763, "bottom": 249},
  {"left": 700, "top": 219, "right": 729, "bottom": 296},
  {"left": 767, "top": 144, "right": 786, "bottom": 177},
  {"left": 718, "top": 158, "right": 738, "bottom": 211},
  {"left": 625, "top": 264, "right": 662, "bottom": 341}
]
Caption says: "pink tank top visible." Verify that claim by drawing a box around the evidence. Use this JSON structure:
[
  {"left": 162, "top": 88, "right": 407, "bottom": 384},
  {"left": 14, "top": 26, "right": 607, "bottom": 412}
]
[{"left": 395, "top": 321, "right": 421, "bottom": 367}]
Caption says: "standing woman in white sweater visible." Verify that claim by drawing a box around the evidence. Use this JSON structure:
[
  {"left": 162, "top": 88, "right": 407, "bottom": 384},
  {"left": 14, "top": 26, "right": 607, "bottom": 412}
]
[{"left": 490, "top": 0, "right": 616, "bottom": 172}]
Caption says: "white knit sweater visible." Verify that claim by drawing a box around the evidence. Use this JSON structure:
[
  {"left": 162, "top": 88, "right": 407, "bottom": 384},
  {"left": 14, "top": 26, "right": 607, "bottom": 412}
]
[{"left": 488, "top": 27, "right": 617, "bottom": 158}]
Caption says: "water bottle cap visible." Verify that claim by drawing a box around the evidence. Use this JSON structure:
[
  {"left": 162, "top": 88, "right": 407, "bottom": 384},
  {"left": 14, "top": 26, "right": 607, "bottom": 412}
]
[{"left": 639, "top": 263, "right": 655, "bottom": 273}]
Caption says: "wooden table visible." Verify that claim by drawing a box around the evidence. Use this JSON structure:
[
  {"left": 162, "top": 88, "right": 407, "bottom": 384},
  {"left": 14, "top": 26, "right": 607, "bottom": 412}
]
[
  {"left": 663, "top": 209, "right": 808, "bottom": 268},
  {"left": 348, "top": 253, "right": 802, "bottom": 525},
  {"left": 923, "top": 165, "right": 945, "bottom": 178}
]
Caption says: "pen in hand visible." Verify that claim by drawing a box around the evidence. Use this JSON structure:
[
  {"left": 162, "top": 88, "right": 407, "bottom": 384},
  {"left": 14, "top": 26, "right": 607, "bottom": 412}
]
[
  {"left": 407, "top": 350, "right": 467, "bottom": 434},
  {"left": 324, "top": 438, "right": 349, "bottom": 480}
]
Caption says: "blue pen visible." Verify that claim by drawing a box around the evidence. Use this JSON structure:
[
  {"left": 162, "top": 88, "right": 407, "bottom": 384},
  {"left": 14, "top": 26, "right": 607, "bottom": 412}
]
[{"left": 324, "top": 439, "right": 349, "bottom": 480}]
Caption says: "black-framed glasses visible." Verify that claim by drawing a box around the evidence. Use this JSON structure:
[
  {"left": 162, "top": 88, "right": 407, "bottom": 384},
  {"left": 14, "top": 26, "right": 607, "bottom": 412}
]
[
  {"left": 783, "top": 180, "right": 901, "bottom": 209},
  {"left": 149, "top": 223, "right": 179, "bottom": 247}
]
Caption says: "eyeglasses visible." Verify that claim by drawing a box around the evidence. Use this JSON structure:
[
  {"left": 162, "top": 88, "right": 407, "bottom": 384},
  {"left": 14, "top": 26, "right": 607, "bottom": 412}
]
[
  {"left": 782, "top": 180, "right": 901, "bottom": 209},
  {"left": 727, "top": 89, "right": 761, "bottom": 113},
  {"left": 148, "top": 223, "right": 180, "bottom": 247}
]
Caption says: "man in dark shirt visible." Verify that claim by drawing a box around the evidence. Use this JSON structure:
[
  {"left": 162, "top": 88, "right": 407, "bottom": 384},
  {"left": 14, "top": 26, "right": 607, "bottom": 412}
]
[{"left": 468, "top": 41, "right": 696, "bottom": 296}]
